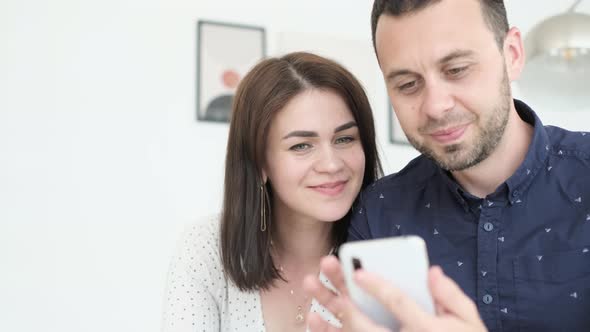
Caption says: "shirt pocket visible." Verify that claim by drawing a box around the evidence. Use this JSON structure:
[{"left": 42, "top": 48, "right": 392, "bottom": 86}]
[{"left": 513, "top": 248, "right": 590, "bottom": 332}]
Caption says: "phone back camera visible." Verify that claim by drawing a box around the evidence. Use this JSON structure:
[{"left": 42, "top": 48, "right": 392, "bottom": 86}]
[{"left": 352, "top": 257, "right": 362, "bottom": 270}]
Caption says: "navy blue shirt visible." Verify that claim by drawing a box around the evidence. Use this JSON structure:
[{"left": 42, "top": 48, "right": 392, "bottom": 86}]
[{"left": 349, "top": 100, "right": 590, "bottom": 332}]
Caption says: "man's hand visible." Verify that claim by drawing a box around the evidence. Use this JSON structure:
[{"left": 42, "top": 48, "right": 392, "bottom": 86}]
[{"left": 303, "top": 255, "right": 487, "bottom": 332}]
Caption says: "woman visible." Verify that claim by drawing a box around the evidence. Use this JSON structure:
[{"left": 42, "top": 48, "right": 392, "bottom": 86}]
[{"left": 162, "top": 52, "right": 382, "bottom": 331}]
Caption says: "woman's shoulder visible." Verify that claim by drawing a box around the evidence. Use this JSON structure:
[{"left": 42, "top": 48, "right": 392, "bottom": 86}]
[
  {"left": 165, "top": 215, "right": 266, "bottom": 331},
  {"left": 163, "top": 215, "right": 232, "bottom": 331},
  {"left": 169, "top": 215, "right": 225, "bottom": 288},
  {"left": 181, "top": 214, "right": 221, "bottom": 249}
]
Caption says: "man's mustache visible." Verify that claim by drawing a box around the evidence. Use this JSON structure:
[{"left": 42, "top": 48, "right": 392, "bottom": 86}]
[{"left": 418, "top": 111, "right": 477, "bottom": 134}]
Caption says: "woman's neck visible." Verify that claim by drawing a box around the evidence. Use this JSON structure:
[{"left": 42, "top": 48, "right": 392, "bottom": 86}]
[
  {"left": 259, "top": 206, "right": 336, "bottom": 331},
  {"left": 270, "top": 209, "right": 334, "bottom": 270}
]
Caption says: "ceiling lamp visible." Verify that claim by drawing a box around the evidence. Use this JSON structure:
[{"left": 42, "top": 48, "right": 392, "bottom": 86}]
[{"left": 519, "top": 0, "right": 590, "bottom": 109}]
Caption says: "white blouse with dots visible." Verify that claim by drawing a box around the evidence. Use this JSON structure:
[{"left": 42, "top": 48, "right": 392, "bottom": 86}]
[{"left": 162, "top": 215, "right": 341, "bottom": 332}]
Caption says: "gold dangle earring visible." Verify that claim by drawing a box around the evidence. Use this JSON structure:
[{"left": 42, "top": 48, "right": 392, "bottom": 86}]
[{"left": 260, "top": 183, "right": 267, "bottom": 232}]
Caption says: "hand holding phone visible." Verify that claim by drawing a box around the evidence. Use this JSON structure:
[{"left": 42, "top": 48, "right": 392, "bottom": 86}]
[
  {"left": 304, "top": 251, "right": 487, "bottom": 332},
  {"left": 339, "top": 236, "right": 434, "bottom": 331}
]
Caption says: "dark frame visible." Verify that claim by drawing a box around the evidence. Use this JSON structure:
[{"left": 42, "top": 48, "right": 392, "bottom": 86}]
[{"left": 196, "top": 20, "right": 266, "bottom": 123}]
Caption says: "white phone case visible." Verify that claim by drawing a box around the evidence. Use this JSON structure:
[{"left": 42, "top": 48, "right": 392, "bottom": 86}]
[{"left": 339, "top": 236, "right": 435, "bottom": 331}]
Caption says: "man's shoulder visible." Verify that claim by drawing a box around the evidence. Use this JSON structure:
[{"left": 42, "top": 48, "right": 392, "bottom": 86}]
[
  {"left": 545, "top": 125, "right": 590, "bottom": 159},
  {"left": 362, "top": 154, "right": 439, "bottom": 200}
]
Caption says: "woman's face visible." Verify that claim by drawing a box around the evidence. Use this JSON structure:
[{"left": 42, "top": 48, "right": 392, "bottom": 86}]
[{"left": 264, "top": 89, "right": 366, "bottom": 224}]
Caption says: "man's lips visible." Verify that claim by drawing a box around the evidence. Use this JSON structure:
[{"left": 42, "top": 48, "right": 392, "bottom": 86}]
[
  {"left": 429, "top": 124, "right": 469, "bottom": 144},
  {"left": 309, "top": 180, "right": 348, "bottom": 196}
]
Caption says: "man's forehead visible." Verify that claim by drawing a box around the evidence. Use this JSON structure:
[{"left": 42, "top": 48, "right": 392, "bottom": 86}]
[{"left": 374, "top": 2, "right": 492, "bottom": 66}]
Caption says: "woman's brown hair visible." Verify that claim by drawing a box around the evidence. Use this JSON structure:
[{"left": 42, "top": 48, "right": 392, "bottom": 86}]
[{"left": 220, "top": 52, "right": 382, "bottom": 291}]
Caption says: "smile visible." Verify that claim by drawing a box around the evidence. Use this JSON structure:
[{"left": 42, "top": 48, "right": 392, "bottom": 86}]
[
  {"left": 429, "top": 124, "right": 469, "bottom": 144},
  {"left": 309, "top": 180, "right": 348, "bottom": 196}
]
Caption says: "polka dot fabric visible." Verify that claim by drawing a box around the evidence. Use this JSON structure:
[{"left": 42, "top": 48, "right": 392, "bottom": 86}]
[{"left": 162, "top": 216, "right": 341, "bottom": 331}]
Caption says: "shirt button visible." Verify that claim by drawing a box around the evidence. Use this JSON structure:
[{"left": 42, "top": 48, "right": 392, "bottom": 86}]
[
  {"left": 483, "top": 222, "right": 494, "bottom": 232},
  {"left": 483, "top": 294, "right": 493, "bottom": 305}
]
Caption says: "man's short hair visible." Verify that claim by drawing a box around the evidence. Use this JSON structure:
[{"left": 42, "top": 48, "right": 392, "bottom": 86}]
[{"left": 371, "top": 0, "right": 509, "bottom": 54}]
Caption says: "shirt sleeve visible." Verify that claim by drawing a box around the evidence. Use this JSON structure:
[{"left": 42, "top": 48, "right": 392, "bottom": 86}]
[{"left": 161, "top": 218, "right": 222, "bottom": 332}]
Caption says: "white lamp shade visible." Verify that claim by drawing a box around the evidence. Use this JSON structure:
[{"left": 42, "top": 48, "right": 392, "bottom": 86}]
[{"left": 519, "top": 12, "right": 590, "bottom": 110}]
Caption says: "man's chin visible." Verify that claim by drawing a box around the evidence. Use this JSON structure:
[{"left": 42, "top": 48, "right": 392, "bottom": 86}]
[{"left": 429, "top": 149, "right": 474, "bottom": 172}]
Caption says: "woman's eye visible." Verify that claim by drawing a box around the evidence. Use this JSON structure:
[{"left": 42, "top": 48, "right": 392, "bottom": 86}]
[
  {"left": 335, "top": 136, "right": 354, "bottom": 144},
  {"left": 289, "top": 143, "right": 311, "bottom": 151}
]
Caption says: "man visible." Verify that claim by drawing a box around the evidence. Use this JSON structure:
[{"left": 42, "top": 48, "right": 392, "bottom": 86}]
[{"left": 305, "top": 0, "right": 590, "bottom": 331}]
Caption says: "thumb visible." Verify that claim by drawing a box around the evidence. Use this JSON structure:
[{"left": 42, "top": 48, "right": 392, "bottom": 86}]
[{"left": 428, "top": 266, "right": 482, "bottom": 325}]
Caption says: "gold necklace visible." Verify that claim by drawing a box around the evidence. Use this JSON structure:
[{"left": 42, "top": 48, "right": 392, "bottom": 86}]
[
  {"left": 277, "top": 264, "right": 311, "bottom": 324},
  {"left": 271, "top": 240, "right": 312, "bottom": 324},
  {"left": 271, "top": 239, "right": 332, "bottom": 324}
]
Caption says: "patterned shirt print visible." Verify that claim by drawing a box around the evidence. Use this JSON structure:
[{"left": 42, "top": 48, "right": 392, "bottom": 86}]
[{"left": 349, "top": 100, "right": 590, "bottom": 332}]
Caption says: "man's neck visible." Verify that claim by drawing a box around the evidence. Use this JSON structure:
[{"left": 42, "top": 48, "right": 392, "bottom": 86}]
[{"left": 451, "top": 105, "right": 534, "bottom": 198}]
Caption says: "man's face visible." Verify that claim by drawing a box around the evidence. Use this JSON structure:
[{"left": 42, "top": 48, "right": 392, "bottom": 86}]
[{"left": 376, "top": 0, "right": 513, "bottom": 171}]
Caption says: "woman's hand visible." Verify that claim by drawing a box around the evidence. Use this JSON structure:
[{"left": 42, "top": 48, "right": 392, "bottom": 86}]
[{"left": 303, "top": 255, "right": 487, "bottom": 332}]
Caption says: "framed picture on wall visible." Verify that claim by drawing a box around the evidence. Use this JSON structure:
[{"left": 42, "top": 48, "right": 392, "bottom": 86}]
[
  {"left": 197, "top": 20, "right": 266, "bottom": 122},
  {"left": 389, "top": 103, "right": 410, "bottom": 145}
]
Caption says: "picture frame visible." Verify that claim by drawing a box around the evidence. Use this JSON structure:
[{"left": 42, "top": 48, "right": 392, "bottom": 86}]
[
  {"left": 196, "top": 20, "right": 266, "bottom": 122},
  {"left": 388, "top": 102, "right": 411, "bottom": 145}
]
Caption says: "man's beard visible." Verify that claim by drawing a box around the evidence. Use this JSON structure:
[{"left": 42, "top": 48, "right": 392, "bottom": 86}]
[{"left": 406, "top": 70, "right": 512, "bottom": 172}]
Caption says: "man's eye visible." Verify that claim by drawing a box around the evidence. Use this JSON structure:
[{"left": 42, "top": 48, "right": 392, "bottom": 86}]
[
  {"left": 399, "top": 81, "right": 416, "bottom": 90},
  {"left": 397, "top": 79, "right": 421, "bottom": 94},
  {"left": 447, "top": 66, "right": 468, "bottom": 77}
]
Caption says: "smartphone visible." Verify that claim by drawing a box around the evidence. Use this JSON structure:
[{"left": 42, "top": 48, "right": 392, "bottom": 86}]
[{"left": 339, "top": 236, "right": 434, "bottom": 331}]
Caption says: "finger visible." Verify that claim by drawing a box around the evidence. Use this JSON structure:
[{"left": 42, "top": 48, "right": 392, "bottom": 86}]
[
  {"left": 435, "top": 302, "right": 445, "bottom": 315},
  {"left": 436, "top": 316, "right": 481, "bottom": 332},
  {"left": 303, "top": 274, "right": 344, "bottom": 316},
  {"left": 336, "top": 299, "right": 392, "bottom": 332},
  {"left": 308, "top": 312, "right": 341, "bottom": 332},
  {"left": 320, "top": 255, "right": 349, "bottom": 297},
  {"left": 305, "top": 274, "right": 391, "bottom": 332},
  {"left": 428, "top": 266, "right": 482, "bottom": 325},
  {"left": 354, "top": 269, "right": 434, "bottom": 330},
  {"left": 335, "top": 305, "right": 392, "bottom": 332},
  {"left": 303, "top": 271, "right": 361, "bottom": 327}
]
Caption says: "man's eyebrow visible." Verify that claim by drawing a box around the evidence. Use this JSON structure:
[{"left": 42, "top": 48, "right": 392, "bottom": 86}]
[
  {"left": 438, "top": 50, "right": 476, "bottom": 65},
  {"left": 385, "top": 69, "right": 417, "bottom": 83},
  {"left": 385, "top": 50, "right": 476, "bottom": 82}
]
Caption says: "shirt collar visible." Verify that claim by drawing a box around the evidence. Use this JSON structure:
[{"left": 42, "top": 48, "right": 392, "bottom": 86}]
[{"left": 504, "top": 99, "right": 550, "bottom": 204}]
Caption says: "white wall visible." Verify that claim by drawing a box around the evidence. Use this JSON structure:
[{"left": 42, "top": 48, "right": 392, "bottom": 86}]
[{"left": 1, "top": 1, "right": 589, "bottom": 331}]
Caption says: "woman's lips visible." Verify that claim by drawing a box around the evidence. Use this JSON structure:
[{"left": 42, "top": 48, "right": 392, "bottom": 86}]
[{"left": 309, "top": 180, "right": 347, "bottom": 196}]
